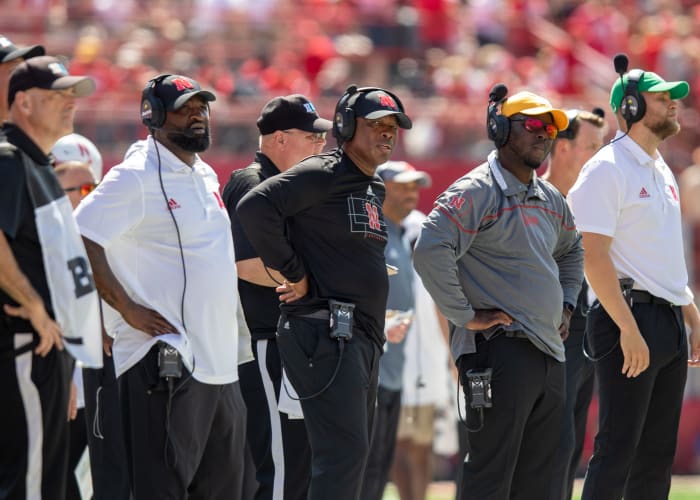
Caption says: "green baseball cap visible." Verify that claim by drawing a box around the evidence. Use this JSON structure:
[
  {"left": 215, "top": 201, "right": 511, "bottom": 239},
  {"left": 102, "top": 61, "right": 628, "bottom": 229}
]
[{"left": 610, "top": 71, "right": 689, "bottom": 112}]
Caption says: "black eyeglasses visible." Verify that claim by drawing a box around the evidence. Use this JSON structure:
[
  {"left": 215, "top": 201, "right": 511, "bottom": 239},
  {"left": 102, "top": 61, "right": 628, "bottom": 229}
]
[
  {"left": 510, "top": 117, "right": 559, "bottom": 140},
  {"left": 282, "top": 130, "right": 327, "bottom": 143},
  {"left": 64, "top": 182, "right": 97, "bottom": 197}
]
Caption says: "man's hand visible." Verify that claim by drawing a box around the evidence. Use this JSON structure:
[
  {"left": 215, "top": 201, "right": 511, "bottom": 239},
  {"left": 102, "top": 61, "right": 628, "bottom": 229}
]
[
  {"left": 4, "top": 303, "right": 63, "bottom": 356},
  {"left": 122, "top": 301, "right": 178, "bottom": 337},
  {"left": 619, "top": 325, "right": 649, "bottom": 377},
  {"left": 558, "top": 308, "right": 573, "bottom": 341},
  {"left": 689, "top": 329, "right": 700, "bottom": 367},
  {"left": 466, "top": 309, "right": 513, "bottom": 330},
  {"left": 102, "top": 328, "right": 113, "bottom": 356},
  {"left": 68, "top": 381, "right": 78, "bottom": 421},
  {"left": 277, "top": 276, "right": 309, "bottom": 303},
  {"left": 683, "top": 302, "right": 700, "bottom": 367},
  {"left": 386, "top": 320, "right": 410, "bottom": 343}
]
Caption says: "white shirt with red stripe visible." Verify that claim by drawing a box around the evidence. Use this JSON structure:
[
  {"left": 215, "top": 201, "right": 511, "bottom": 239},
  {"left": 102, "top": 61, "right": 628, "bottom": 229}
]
[
  {"left": 568, "top": 131, "right": 693, "bottom": 306},
  {"left": 75, "top": 138, "right": 240, "bottom": 384}
]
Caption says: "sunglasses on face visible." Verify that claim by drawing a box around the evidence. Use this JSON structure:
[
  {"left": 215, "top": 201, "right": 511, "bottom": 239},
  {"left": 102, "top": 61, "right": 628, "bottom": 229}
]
[
  {"left": 64, "top": 182, "right": 97, "bottom": 197},
  {"left": 510, "top": 117, "right": 559, "bottom": 140}
]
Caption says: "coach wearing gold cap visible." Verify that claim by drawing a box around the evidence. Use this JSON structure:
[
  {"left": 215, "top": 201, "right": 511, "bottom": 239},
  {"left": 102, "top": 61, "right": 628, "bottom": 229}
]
[{"left": 414, "top": 87, "right": 583, "bottom": 500}]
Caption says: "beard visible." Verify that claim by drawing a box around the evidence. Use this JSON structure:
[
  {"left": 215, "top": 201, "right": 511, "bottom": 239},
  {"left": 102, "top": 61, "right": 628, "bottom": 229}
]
[
  {"left": 167, "top": 128, "right": 211, "bottom": 152},
  {"left": 523, "top": 155, "right": 544, "bottom": 169},
  {"left": 647, "top": 116, "right": 680, "bottom": 141}
]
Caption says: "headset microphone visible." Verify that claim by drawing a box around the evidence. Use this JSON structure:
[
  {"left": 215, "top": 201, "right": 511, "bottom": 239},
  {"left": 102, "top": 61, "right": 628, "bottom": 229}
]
[
  {"left": 489, "top": 83, "right": 508, "bottom": 104},
  {"left": 613, "top": 53, "right": 629, "bottom": 75}
]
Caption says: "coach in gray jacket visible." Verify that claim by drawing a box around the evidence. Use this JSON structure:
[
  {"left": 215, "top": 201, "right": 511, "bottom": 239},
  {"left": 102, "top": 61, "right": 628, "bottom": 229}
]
[{"left": 413, "top": 89, "right": 583, "bottom": 500}]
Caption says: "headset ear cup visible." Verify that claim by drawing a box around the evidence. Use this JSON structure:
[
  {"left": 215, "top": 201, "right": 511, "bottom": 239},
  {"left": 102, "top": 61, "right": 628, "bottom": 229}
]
[
  {"left": 487, "top": 103, "right": 510, "bottom": 148},
  {"left": 140, "top": 75, "right": 169, "bottom": 129},
  {"left": 343, "top": 108, "right": 356, "bottom": 141},
  {"left": 496, "top": 116, "right": 510, "bottom": 147},
  {"left": 621, "top": 69, "right": 645, "bottom": 125},
  {"left": 149, "top": 95, "right": 165, "bottom": 129}
]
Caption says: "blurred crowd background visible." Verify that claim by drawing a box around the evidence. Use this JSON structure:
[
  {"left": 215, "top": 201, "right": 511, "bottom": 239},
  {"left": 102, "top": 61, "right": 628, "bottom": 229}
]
[{"left": 5, "top": 0, "right": 700, "bottom": 475}]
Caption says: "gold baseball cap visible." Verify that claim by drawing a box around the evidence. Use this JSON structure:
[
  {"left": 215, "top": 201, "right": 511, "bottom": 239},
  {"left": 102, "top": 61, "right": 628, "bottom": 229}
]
[{"left": 501, "top": 91, "right": 569, "bottom": 131}]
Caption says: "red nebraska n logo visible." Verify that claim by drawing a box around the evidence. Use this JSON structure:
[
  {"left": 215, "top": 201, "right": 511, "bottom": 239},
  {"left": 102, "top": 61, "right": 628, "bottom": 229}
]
[
  {"left": 449, "top": 195, "right": 465, "bottom": 210},
  {"left": 378, "top": 94, "right": 396, "bottom": 108},
  {"left": 172, "top": 78, "right": 194, "bottom": 91}
]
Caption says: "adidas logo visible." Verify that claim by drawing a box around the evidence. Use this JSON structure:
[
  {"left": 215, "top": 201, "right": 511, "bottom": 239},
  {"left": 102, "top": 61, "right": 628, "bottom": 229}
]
[
  {"left": 367, "top": 186, "right": 374, "bottom": 196},
  {"left": 639, "top": 187, "right": 650, "bottom": 199},
  {"left": 168, "top": 198, "right": 181, "bottom": 209}
]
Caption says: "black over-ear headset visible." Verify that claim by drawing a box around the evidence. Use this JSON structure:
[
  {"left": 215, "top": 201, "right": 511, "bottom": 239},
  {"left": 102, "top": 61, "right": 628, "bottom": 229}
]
[
  {"left": 620, "top": 69, "right": 645, "bottom": 125},
  {"left": 613, "top": 54, "right": 646, "bottom": 128},
  {"left": 486, "top": 83, "right": 510, "bottom": 148},
  {"left": 140, "top": 74, "right": 171, "bottom": 130},
  {"left": 333, "top": 85, "right": 406, "bottom": 143}
]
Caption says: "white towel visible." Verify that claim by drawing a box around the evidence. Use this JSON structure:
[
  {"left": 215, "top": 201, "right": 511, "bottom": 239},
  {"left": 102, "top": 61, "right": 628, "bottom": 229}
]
[{"left": 278, "top": 368, "right": 304, "bottom": 420}]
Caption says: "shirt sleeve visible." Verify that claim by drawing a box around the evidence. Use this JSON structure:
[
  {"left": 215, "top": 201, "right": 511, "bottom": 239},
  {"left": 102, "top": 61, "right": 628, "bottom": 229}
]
[
  {"left": 222, "top": 170, "right": 260, "bottom": 262},
  {"left": 413, "top": 179, "right": 489, "bottom": 328},
  {"left": 236, "top": 163, "right": 333, "bottom": 283},
  {"left": 75, "top": 166, "right": 144, "bottom": 247},
  {"left": 551, "top": 192, "right": 584, "bottom": 307},
  {"left": 0, "top": 151, "right": 27, "bottom": 240},
  {"left": 567, "top": 158, "right": 624, "bottom": 237}
]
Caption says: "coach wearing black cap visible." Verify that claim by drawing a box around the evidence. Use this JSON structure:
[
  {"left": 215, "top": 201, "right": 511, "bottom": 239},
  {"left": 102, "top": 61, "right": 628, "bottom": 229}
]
[
  {"left": 0, "top": 34, "right": 44, "bottom": 122},
  {"left": 76, "top": 74, "right": 247, "bottom": 499},
  {"left": 237, "top": 85, "right": 412, "bottom": 500},
  {"left": 0, "top": 55, "right": 96, "bottom": 500},
  {"left": 223, "top": 94, "right": 331, "bottom": 500}
]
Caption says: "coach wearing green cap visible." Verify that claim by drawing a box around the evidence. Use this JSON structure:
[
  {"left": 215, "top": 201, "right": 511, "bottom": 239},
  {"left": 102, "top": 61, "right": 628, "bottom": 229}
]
[{"left": 569, "top": 65, "right": 700, "bottom": 499}]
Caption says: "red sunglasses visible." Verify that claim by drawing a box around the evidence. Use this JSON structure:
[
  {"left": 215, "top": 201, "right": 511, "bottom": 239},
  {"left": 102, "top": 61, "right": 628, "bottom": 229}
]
[
  {"left": 510, "top": 117, "right": 558, "bottom": 140},
  {"left": 64, "top": 182, "right": 97, "bottom": 197}
]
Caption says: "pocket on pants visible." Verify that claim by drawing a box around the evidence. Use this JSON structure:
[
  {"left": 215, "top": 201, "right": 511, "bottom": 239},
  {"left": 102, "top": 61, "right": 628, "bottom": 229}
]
[
  {"left": 585, "top": 302, "right": 620, "bottom": 360},
  {"left": 277, "top": 315, "right": 338, "bottom": 396}
]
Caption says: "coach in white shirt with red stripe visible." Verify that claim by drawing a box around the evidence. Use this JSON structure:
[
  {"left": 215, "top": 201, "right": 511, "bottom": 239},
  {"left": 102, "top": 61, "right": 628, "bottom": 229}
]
[
  {"left": 76, "top": 74, "right": 246, "bottom": 499},
  {"left": 568, "top": 64, "right": 700, "bottom": 500}
]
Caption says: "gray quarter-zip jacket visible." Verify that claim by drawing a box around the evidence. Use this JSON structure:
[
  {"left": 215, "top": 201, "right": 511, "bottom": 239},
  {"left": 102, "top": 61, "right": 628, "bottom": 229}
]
[{"left": 413, "top": 150, "right": 583, "bottom": 362}]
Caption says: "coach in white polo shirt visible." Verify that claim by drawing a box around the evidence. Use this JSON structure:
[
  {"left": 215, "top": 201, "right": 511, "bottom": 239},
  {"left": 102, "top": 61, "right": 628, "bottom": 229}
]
[
  {"left": 75, "top": 74, "right": 245, "bottom": 499},
  {"left": 568, "top": 64, "right": 700, "bottom": 500}
]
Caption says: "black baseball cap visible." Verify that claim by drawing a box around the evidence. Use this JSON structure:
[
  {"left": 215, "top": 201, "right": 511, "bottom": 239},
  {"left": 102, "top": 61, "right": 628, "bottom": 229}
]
[
  {"left": 257, "top": 94, "right": 332, "bottom": 135},
  {"left": 8, "top": 56, "right": 95, "bottom": 106},
  {"left": 151, "top": 74, "right": 216, "bottom": 111},
  {"left": 0, "top": 35, "right": 44, "bottom": 64},
  {"left": 353, "top": 90, "right": 412, "bottom": 129}
]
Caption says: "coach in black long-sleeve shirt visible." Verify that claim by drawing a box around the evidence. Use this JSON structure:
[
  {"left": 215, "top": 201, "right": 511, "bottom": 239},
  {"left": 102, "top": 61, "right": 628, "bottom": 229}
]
[{"left": 237, "top": 85, "right": 412, "bottom": 500}]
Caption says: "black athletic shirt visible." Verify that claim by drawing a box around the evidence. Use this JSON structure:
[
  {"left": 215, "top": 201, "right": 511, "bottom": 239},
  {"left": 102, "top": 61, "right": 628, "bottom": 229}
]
[
  {"left": 222, "top": 152, "right": 281, "bottom": 341},
  {"left": 0, "top": 124, "right": 60, "bottom": 333},
  {"left": 237, "top": 148, "right": 389, "bottom": 347}
]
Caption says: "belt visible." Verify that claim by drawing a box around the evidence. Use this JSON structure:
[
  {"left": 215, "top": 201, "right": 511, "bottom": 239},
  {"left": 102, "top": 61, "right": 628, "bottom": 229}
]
[
  {"left": 295, "top": 309, "right": 330, "bottom": 320},
  {"left": 477, "top": 329, "right": 529, "bottom": 343},
  {"left": 629, "top": 290, "right": 673, "bottom": 306},
  {"left": 503, "top": 330, "right": 529, "bottom": 339}
]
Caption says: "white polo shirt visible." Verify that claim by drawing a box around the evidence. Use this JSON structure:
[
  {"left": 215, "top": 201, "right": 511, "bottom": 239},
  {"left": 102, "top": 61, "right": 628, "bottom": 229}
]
[
  {"left": 75, "top": 138, "right": 240, "bottom": 384},
  {"left": 568, "top": 131, "right": 693, "bottom": 306}
]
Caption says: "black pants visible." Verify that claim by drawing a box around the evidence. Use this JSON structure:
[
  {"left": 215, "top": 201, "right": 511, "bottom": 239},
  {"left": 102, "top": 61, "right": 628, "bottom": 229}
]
[
  {"left": 549, "top": 327, "right": 594, "bottom": 500},
  {"left": 82, "top": 353, "right": 130, "bottom": 500},
  {"left": 582, "top": 301, "right": 687, "bottom": 500},
  {"left": 238, "top": 338, "right": 311, "bottom": 500},
  {"left": 66, "top": 408, "right": 88, "bottom": 500},
  {"left": 361, "top": 386, "right": 402, "bottom": 500},
  {"left": 457, "top": 333, "right": 565, "bottom": 500},
  {"left": 0, "top": 332, "right": 73, "bottom": 500},
  {"left": 276, "top": 313, "right": 381, "bottom": 500},
  {"left": 119, "top": 346, "right": 247, "bottom": 500}
]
